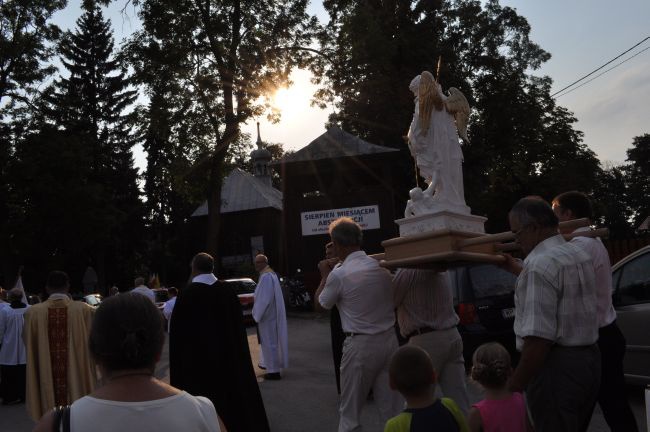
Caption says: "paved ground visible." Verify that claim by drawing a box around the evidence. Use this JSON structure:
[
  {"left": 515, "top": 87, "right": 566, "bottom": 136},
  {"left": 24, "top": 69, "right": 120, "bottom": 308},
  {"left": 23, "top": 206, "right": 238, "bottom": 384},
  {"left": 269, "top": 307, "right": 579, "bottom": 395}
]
[{"left": 1, "top": 313, "right": 648, "bottom": 431}]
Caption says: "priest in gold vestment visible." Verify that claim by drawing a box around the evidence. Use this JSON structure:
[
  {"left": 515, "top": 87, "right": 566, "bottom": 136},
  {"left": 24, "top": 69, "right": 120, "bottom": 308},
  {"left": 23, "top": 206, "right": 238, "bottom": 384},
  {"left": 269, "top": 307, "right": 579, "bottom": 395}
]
[{"left": 23, "top": 271, "right": 97, "bottom": 420}]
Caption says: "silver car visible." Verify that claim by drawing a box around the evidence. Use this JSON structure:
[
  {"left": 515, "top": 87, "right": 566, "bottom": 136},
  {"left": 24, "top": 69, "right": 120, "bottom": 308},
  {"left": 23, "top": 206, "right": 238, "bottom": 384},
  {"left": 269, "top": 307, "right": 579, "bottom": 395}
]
[{"left": 611, "top": 245, "right": 650, "bottom": 384}]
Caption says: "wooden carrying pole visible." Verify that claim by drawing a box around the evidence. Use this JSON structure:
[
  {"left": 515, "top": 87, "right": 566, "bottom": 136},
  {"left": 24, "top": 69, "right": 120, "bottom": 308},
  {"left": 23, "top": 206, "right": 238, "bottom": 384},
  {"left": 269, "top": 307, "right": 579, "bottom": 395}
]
[
  {"left": 456, "top": 218, "right": 592, "bottom": 250},
  {"left": 497, "top": 227, "right": 609, "bottom": 252}
]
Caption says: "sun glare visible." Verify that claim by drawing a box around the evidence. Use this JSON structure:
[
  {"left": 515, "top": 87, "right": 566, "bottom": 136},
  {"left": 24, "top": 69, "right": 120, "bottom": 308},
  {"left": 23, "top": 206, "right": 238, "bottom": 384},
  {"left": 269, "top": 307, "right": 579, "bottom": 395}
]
[{"left": 272, "top": 85, "right": 307, "bottom": 120}]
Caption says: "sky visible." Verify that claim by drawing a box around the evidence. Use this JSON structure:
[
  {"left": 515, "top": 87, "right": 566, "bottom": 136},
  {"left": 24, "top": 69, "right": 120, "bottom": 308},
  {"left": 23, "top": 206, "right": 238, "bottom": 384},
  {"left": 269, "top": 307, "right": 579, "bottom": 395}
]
[{"left": 52, "top": 0, "right": 650, "bottom": 171}]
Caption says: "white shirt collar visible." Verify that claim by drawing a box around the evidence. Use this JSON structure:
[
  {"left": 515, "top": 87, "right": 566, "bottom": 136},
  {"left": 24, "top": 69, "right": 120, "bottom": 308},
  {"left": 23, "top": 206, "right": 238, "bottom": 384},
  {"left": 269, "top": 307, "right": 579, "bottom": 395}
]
[
  {"left": 192, "top": 273, "right": 218, "bottom": 285},
  {"left": 341, "top": 250, "right": 366, "bottom": 265}
]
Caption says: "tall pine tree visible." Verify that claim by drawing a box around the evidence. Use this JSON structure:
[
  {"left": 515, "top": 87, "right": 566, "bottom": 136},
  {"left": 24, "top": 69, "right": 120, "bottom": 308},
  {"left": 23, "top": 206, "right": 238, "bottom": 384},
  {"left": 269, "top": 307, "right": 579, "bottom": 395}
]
[{"left": 43, "top": 0, "right": 144, "bottom": 289}]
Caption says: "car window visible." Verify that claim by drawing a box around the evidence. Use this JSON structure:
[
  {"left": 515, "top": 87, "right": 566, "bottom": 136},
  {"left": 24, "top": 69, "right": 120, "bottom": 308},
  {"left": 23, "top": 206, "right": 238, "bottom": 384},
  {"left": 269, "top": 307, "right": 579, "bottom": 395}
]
[
  {"left": 615, "top": 252, "right": 650, "bottom": 306},
  {"left": 84, "top": 295, "right": 101, "bottom": 306},
  {"left": 467, "top": 265, "right": 517, "bottom": 299}
]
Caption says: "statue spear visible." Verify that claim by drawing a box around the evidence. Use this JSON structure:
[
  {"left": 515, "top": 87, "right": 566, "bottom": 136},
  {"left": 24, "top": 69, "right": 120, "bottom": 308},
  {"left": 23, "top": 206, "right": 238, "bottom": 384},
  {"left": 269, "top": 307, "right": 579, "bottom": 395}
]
[{"left": 436, "top": 55, "right": 442, "bottom": 83}]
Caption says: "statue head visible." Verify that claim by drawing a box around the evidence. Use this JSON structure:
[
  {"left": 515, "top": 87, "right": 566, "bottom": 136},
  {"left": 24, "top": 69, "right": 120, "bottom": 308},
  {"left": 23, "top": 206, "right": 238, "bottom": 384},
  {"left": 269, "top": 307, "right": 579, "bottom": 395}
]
[
  {"left": 409, "top": 75, "right": 421, "bottom": 96},
  {"left": 409, "top": 187, "right": 424, "bottom": 200}
]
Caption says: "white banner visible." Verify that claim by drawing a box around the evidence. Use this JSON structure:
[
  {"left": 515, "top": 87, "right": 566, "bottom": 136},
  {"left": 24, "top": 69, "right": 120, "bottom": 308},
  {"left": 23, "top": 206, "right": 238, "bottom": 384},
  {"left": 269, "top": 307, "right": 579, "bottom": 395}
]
[{"left": 301, "top": 205, "right": 380, "bottom": 236}]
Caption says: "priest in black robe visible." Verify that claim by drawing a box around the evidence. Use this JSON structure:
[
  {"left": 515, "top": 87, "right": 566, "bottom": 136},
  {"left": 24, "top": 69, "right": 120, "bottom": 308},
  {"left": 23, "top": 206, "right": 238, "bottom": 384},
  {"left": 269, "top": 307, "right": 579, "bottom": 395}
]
[{"left": 170, "top": 252, "right": 270, "bottom": 432}]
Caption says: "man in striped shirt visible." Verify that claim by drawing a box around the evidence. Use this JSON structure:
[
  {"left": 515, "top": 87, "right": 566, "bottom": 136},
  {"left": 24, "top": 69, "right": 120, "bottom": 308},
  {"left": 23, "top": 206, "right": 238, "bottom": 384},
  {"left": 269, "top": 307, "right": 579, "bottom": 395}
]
[
  {"left": 504, "top": 197, "right": 600, "bottom": 432},
  {"left": 392, "top": 269, "right": 469, "bottom": 414},
  {"left": 552, "top": 191, "right": 638, "bottom": 431}
]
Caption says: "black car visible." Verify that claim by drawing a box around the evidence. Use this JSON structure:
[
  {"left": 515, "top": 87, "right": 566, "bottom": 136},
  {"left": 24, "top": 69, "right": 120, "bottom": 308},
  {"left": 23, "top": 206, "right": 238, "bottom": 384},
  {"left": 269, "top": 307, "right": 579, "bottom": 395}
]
[{"left": 448, "top": 264, "right": 519, "bottom": 368}]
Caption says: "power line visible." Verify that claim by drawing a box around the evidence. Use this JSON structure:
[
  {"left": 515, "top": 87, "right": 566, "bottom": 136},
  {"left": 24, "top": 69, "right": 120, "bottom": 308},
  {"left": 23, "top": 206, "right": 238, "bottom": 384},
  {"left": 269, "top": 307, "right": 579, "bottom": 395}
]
[
  {"left": 554, "top": 45, "right": 650, "bottom": 99},
  {"left": 550, "top": 36, "right": 650, "bottom": 97}
]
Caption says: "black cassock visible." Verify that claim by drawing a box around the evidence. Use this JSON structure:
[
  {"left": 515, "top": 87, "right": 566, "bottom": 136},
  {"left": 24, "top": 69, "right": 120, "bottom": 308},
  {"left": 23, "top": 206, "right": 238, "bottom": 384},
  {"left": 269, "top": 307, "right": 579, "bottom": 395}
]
[{"left": 170, "top": 280, "right": 270, "bottom": 432}]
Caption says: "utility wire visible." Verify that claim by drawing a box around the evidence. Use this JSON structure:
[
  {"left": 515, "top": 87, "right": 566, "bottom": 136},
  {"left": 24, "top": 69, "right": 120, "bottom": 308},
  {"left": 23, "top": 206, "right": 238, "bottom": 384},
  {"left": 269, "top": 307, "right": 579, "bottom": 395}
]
[
  {"left": 554, "top": 45, "right": 650, "bottom": 99},
  {"left": 550, "top": 36, "right": 650, "bottom": 97}
]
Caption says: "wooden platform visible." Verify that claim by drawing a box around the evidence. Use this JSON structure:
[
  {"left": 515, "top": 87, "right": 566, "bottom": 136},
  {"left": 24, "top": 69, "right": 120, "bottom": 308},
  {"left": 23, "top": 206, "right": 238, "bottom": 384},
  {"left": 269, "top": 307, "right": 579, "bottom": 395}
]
[{"left": 379, "top": 229, "right": 505, "bottom": 270}]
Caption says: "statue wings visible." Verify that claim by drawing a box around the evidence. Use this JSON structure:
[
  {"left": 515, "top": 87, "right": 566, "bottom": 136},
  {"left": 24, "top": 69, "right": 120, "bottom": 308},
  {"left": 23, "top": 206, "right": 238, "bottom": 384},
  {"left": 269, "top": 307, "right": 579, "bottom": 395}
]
[{"left": 445, "top": 87, "right": 470, "bottom": 143}]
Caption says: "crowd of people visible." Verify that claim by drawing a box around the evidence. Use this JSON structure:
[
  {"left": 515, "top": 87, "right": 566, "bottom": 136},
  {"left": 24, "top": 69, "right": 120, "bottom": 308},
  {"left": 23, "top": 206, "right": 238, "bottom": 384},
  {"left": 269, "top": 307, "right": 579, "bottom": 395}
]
[
  {"left": 314, "top": 191, "right": 637, "bottom": 432},
  {"left": 0, "top": 190, "right": 640, "bottom": 431}
]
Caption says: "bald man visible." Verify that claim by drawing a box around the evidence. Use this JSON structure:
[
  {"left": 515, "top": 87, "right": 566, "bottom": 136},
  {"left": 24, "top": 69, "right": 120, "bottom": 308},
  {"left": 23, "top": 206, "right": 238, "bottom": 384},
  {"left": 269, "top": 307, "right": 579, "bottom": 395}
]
[{"left": 252, "top": 255, "right": 288, "bottom": 380}]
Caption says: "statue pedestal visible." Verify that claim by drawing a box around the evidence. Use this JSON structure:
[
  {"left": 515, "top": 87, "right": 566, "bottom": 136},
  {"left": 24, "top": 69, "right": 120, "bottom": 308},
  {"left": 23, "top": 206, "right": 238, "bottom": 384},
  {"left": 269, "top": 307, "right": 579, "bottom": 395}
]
[
  {"left": 380, "top": 211, "right": 503, "bottom": 270},
  {"left": 396, "top": 210, "right": 486, "bottom": 237}
]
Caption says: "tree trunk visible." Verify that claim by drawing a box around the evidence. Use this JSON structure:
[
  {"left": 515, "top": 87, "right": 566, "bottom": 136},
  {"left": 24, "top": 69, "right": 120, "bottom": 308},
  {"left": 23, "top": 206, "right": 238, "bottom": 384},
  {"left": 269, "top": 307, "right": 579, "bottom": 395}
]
[{"left": 206, "top": 154, "right": 224, "bottom": 274}]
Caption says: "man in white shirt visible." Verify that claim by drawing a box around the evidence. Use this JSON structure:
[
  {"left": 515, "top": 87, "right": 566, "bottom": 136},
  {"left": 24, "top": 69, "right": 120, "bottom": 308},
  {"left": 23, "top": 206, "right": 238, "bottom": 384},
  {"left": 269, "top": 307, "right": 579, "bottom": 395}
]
[
  {"left": 131, "top": 277, "right": 155, "bottom": 303},
  {"left": 552, "top": 191, "right": 638, "bottom": 431},
  {"left": 316, "top": 217, "right": 403, "bottom": 432},
  {"left": 504, "top": 197, "right": 601, "bottom": 432}
]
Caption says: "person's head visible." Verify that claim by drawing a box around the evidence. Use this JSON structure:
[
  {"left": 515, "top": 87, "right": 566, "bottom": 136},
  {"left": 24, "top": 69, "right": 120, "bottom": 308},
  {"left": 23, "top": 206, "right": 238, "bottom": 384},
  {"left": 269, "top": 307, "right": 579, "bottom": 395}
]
[
  {"left": 470, "top": 342, "right": 512, "bottom": 390},
  {"left": 254, "top": 254, "right": 269, "bottom": 273},
  {"left": 168, "top": 287, "right": 178, "bottom": 298},
  {"left": 329, "top": 217, "right": 363, "bottom": 260},
  {"left": 191, "top": 252, "right": 214, "bottom": 277},
  {"left": 7, "top": 288, "right": 23, "bottom": 303},
  {"left": 46, "top": 271, "right": 70, "bottom": 294},
  {"left": 508, "top": 197, "right": 559, "bottom": 256},
  {"left": 552, "top": 191, "right": 593, "bottom": 225},
  {"left": 389, "top": 346, "right": 436, "bottom": 399},
  {"left": 109, "top": 286, "right": 119, "bottom": 296},
  {"left": 409, "top": 187, "right": 423, "bottom": 201},
  {"left": 89, "top": 293, "right": 165, "bottom": 375},
  {"left": 134, "top": 277, "right": 145, "bottom": 287}
]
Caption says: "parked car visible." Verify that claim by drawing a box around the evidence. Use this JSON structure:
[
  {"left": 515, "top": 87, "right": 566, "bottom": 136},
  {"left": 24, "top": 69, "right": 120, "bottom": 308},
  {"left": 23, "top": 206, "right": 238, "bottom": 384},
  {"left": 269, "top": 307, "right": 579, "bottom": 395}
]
[
  {"left": 223, "top": 278, "right": 257, "bottom": 325},
  {"left": 447, "top": 264, "right": 519, "bottom": 369},
  {"left": 79, "top": 293, "right": 102, "bottom": 307},
  {"left": 611, "top": 245, "right": 650, "bottom": 384}
]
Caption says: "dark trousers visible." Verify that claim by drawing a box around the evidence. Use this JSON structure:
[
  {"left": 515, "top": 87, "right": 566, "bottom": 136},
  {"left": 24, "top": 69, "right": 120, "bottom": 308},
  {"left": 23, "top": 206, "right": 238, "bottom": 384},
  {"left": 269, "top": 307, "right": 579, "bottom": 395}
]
[
  {"left": 0, "top": 364, "right": 26, "bottom": 403},
  {"left": 595, "top": 321, "right": 639, "bottom": 431},
  {"left": 527, "top": 344, "right": 601, "bottom": 432},
  {"left": 330, "top": 306, "right": 344, "bottom": 394}
]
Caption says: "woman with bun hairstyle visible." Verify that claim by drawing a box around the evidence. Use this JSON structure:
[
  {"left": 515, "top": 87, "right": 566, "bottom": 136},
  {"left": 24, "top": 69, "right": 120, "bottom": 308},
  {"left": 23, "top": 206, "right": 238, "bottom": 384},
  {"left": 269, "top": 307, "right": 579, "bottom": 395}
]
[
  {"left": 467, "top": 343, "right": 532, "bottom": 432},
  {"left": 34, "top": 293, "right": 226, "bottom": 431}
]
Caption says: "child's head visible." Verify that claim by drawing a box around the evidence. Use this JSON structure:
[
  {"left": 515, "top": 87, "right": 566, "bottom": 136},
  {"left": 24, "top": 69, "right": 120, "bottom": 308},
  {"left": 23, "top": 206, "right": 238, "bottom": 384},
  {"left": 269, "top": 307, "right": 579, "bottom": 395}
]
[
  {"left": 389, "top": 346, "right": 436, "bottom": 398},
  {"left": 471, "top": 342, "right": 512, "bottom": 389}
]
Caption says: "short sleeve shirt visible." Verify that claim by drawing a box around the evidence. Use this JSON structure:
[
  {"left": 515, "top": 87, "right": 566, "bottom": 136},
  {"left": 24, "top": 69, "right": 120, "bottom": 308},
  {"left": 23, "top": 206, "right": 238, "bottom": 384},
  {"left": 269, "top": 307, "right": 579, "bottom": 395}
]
[
  {"left": 570, "top": 227, "right": 617, "bottom": 327},
  {"left": 514, "top": 235, "right": 599, "bottom": 350},
  {"left": 319, "top": 250, "right": 395, "bottom": 334}
]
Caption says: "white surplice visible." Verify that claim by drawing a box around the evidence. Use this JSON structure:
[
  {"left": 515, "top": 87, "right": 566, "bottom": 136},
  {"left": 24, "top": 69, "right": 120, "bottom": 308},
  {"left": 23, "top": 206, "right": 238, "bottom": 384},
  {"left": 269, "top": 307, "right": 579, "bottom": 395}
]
[
  {"left": 0, "top": 304, "right": 29, "bottom": 365},
  {"left": 252, "top": 269, "right": 288, "bottom": 373}
]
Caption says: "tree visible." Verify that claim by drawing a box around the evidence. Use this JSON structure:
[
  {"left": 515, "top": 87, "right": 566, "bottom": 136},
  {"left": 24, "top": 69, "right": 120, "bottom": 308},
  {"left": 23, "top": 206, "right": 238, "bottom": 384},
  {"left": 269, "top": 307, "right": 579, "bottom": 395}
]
[
  {"left": 39, "top": 0, "right": 143, "bottom": 289},
  {"left": 592, "top": 164, "right": 634, "bottom": 238},
  {"left": 0, "top": 0, "right": 65, "bottom": 110},
  {"left": 625, "top": 133, "right": 650, "bottom": 227},
  {"left": 126, "top": 0, "right": 321, "bottom": 266},
  {"left": 315, "top": 0, "right": 602, "bottom": 232}
]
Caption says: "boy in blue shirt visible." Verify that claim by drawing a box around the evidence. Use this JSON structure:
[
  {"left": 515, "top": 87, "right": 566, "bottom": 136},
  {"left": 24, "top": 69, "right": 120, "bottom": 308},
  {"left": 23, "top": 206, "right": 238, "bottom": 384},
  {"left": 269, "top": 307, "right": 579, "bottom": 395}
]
[{"left": 385, "top": 346, "right": 468, "bottom": 432}]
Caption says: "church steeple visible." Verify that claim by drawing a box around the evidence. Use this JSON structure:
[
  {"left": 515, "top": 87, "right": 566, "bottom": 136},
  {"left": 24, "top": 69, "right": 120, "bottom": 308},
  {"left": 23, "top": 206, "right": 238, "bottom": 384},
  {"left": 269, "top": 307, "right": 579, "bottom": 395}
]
[{"left": 251, "top": 122, "right": 272, "bottom": 186}]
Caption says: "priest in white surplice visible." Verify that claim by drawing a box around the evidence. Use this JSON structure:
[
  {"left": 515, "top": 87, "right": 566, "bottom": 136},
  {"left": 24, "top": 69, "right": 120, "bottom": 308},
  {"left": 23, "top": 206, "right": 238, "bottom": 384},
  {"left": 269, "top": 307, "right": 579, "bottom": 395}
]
[{"left": 252, "top": 254, "right": 288, "bottom": 380}]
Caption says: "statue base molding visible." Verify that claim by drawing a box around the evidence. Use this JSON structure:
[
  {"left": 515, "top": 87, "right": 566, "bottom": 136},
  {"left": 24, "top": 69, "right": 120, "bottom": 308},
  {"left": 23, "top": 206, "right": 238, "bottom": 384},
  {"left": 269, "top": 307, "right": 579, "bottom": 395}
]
[{"left": 396, "top": 210, "right": 486, "bottom": 237}]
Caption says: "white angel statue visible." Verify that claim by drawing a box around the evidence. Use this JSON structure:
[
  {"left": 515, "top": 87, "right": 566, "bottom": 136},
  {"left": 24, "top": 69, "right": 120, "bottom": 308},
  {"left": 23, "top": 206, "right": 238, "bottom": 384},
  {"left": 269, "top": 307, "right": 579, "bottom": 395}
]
[{"left": 406, "top": 70, "right": 471, "bottom": 215}]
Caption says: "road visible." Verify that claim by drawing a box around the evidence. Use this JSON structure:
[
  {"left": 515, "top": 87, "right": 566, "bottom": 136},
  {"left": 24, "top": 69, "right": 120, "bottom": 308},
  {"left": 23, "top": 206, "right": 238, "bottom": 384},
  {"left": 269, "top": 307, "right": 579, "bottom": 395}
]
[{"left": 1, "top": 313, "right": 647, "bottom": 431}]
